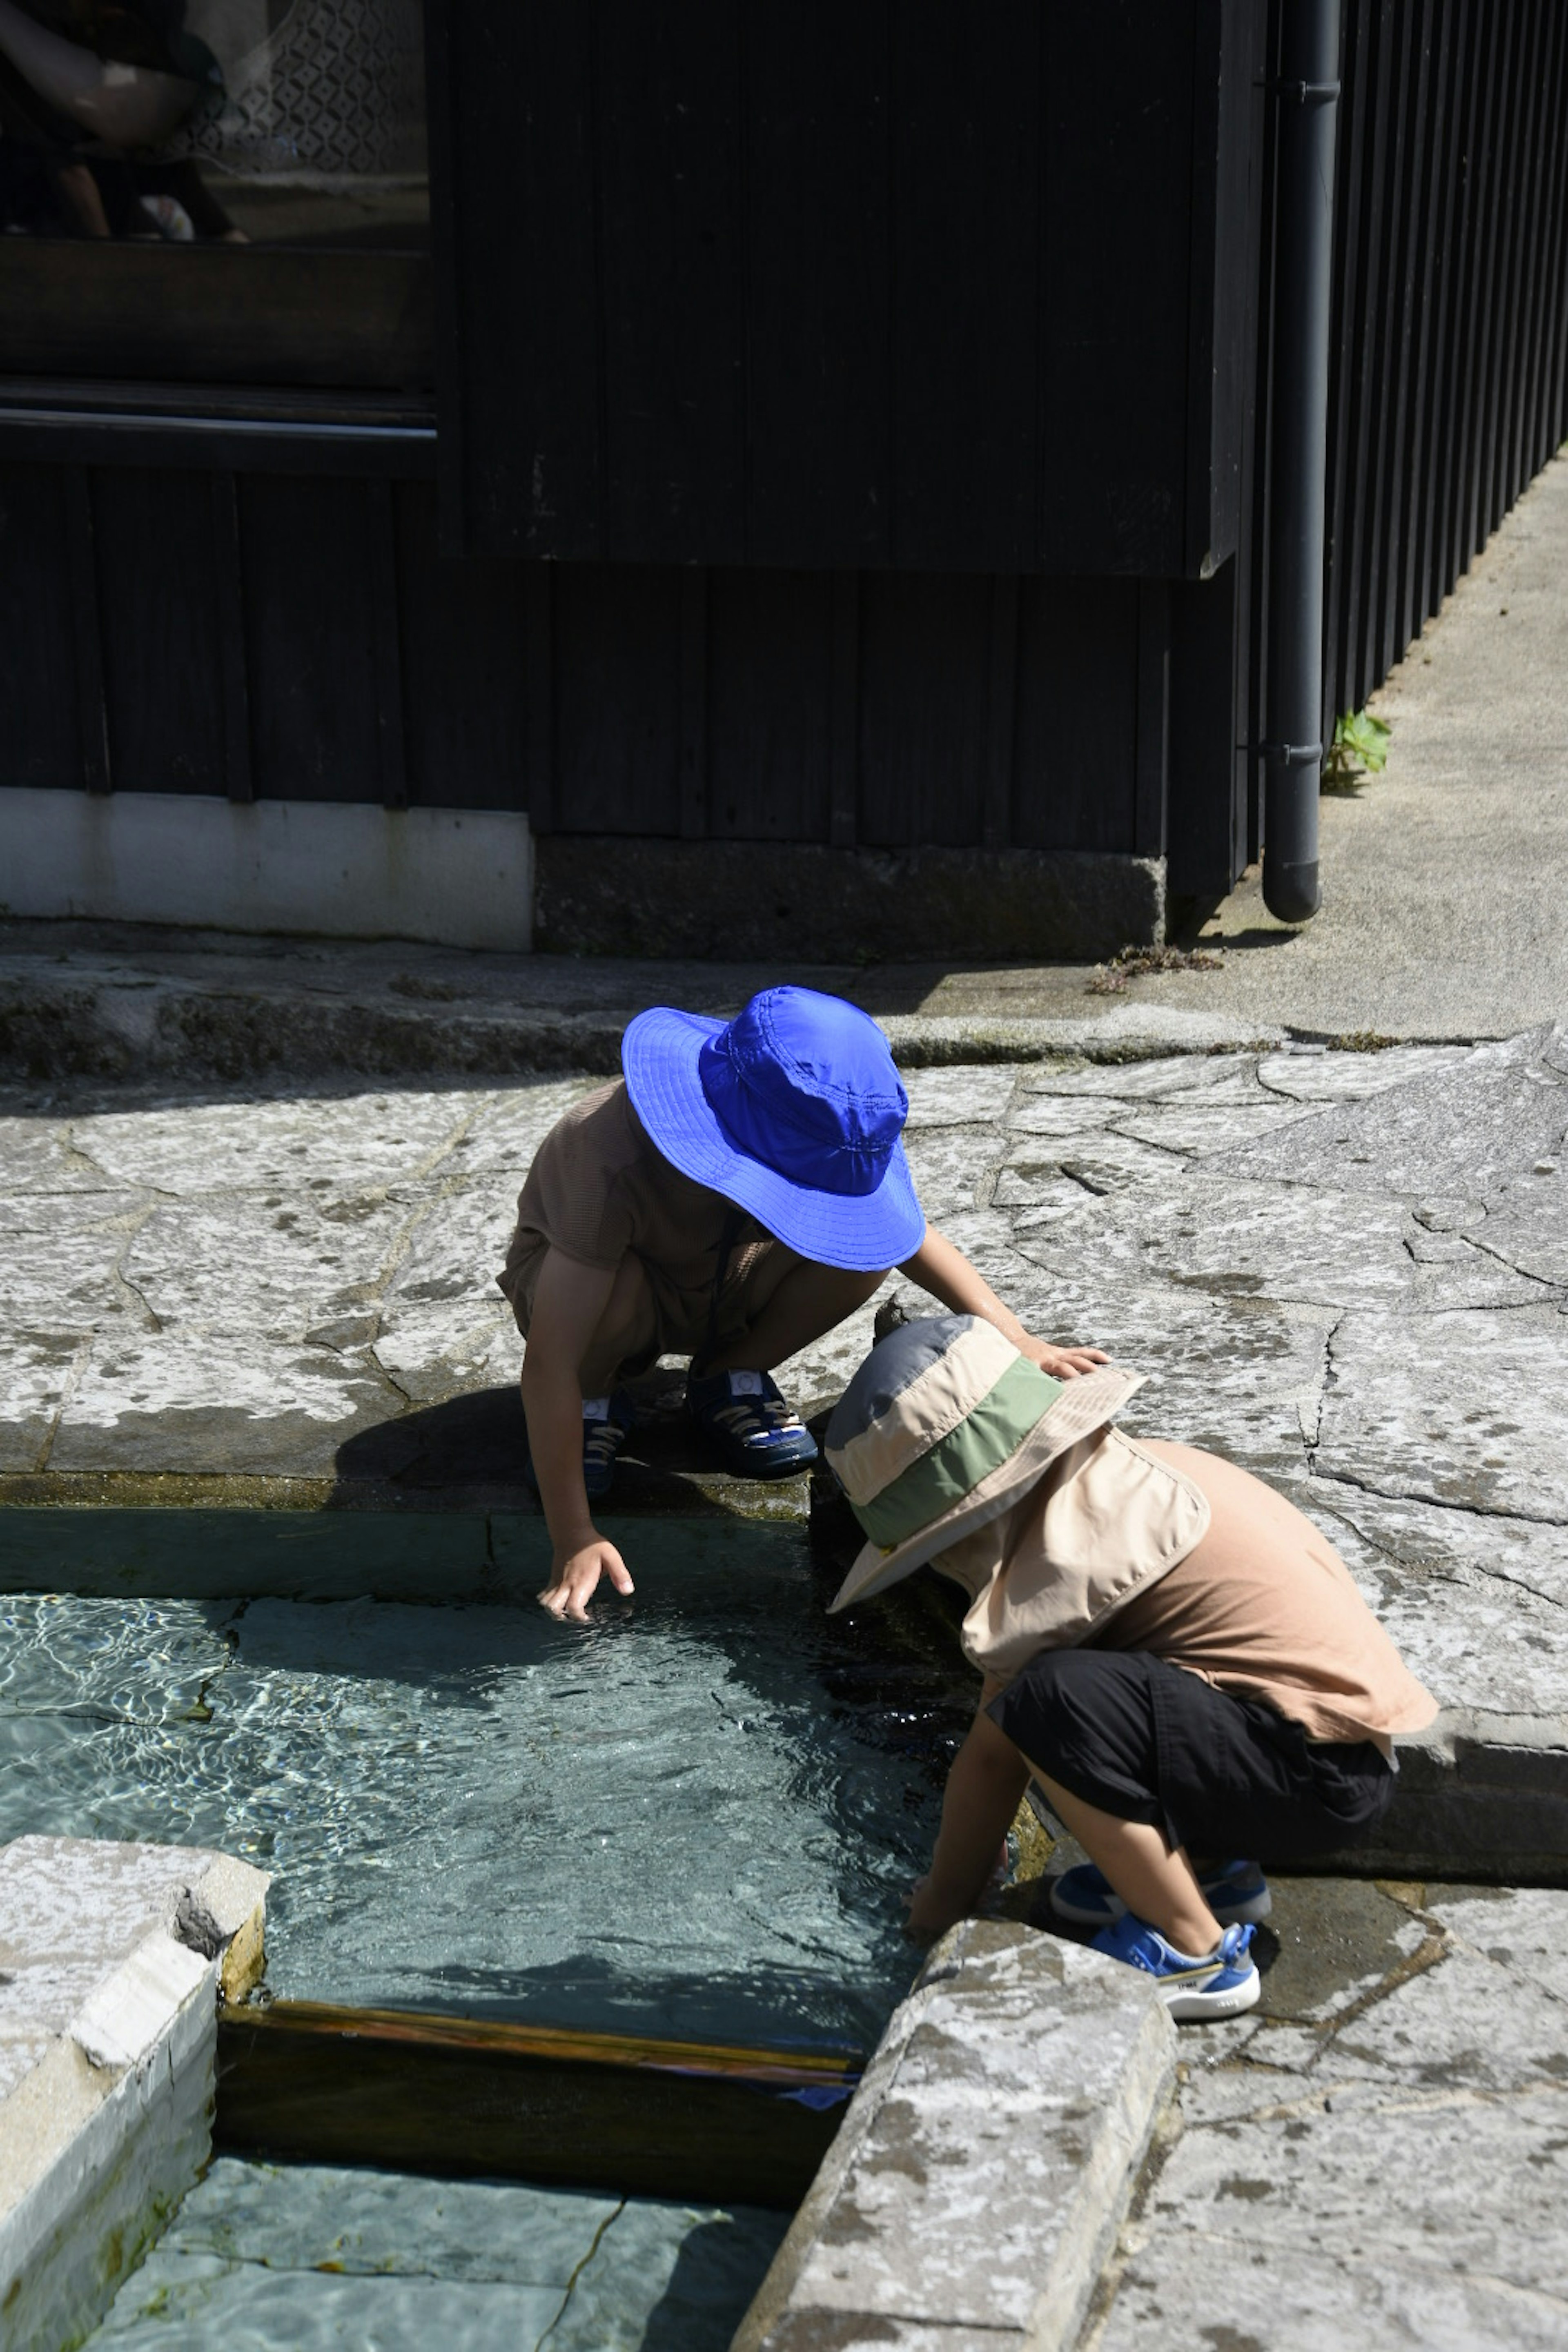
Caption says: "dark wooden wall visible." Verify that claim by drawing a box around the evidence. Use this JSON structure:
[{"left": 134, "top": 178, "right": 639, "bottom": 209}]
[
  {"left": 0, "top": 455, "right": 1168, "bottom": 855},
  {"left": 430, "top": 0, "right": 1259, "bottom": 581}
]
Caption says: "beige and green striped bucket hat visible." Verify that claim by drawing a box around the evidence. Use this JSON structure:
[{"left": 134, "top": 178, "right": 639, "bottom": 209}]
[{"left": 823, "top": 1314, "right": 1143, "bottom": 1613}]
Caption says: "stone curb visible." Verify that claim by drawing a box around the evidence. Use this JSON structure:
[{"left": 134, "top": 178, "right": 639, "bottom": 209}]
[
  {"left": 0, "top": 953, "right": 1297, "bottom": 1084},
  {"left": 0, "top": 1837, "right": 270, "bottom": 2352},
  {"left": 731, "top": 1916, "right": 1177, "bottom": 2352}
]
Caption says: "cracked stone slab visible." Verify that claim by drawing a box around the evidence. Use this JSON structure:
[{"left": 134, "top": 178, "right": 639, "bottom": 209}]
[
  {"left": 1212, "top": 1025, "right": 1568, "bottom": 1200},
  {"left": 1316, "top": 1304, "right": 1568, "bottom": 1523},
  {"left": 0, "top": 1334, "right": 89, "bottom": 1474},
  {"left": 428, "top": 1076, "right": 601, "bottom": 1176},
  {"left": 122, "top": 1194, "right": 419, "bottom": 1337},
  {"left": 383, "top": 1182, "right": 530, "bottom": 1312},
  {"left": 48, "top": 1332, "right": 394, "bottom": 1476},
  {"left": 734, "top": 1917, "right": 1176, "bottom": 2352},
  {"left": 1014, "top": 1053, "right": 1266, "bottom": 1100},
  {"left": 901, "top": 1064, "right": 1024, "bottom": 1128},
  {"left": 1255, "top": 1043, "right": 1472, "bottom": 1102},
  {"left": 1095, "top": 1885, "right": 1568, "bottom": 2349},
  {"left": 900, "top": 1124, "right": 1008, "bottom": 1219},
  {"left": 0, "top": 1117, "right": 114, "bottom": 1194},
  {"left": 3, "top": 1195, "right": 150, "bottom": 1330},
  {"left": 1016, "top": 1169, "right": 1421, "bottom": 1311},
  {"left": 67, "top": 1089, "right": 486, "bottom": 1197}
]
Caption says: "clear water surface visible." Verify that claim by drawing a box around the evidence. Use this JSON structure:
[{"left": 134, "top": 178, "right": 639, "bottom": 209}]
[{"left": 0, "top": 1519, "right": 969, "bottom": 2050}]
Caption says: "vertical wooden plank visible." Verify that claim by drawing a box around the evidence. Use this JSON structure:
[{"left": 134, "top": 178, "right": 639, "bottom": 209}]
[
  {"left": 828, "top": 573, "right": 859, "bottom": 849},
  {"left": 90, "top": 468, "right": 226, "bottom": 798},
  {"left": 0, "top": 464, "right": 82, "bottom": 788},
  {"left": 594, "top": 1, "right": 746, "bottom": 562},
  {"left": 436, "top": 1, "right": 600, "bottom": 558},
  {"left": 367, "top": 477, "right": 408, "bottom": 811},
  {"left": 1370, "top": 0, "right": 1431, "bottom": 682},
  {"left": 552, "top": 566, "right": 683, "bottom": 835},
  {"left": 888, "top": 2, "right": 1040, "bottom": 568},
  {"left": 706, "top": 570, "right": 833, "bottom": 841},
  {"left": 679, "top": 569, "right": 709, "bottom": 840},
  {"left": 66, "top": 470, "right": 110, "bottom": 795},
  {"left": 1497, "top": 0, "right": 1555, "bottom": 509},
  {"left": 1039, "top": 1, "right": 1196, "bottom": 576},
  {"left": 525, "top": 566, "right": 555, "bottom": 834},
  {"left": 981, "top": 576, "right": 1018, "bottom": 851},
  {"left": 394, "top": 480, "right": 530, "bottom": 813},
  {"left": 1133, "top": 582, "right": 1171, "bottom": 862},
  {"left": 1007, "top": 579, "right": 1140, "bottom": 856},
  {"left": 1322, "top": 0, "right": 1372, "bottom": 732},
  {"left": 856, "top": 574, "right": 991, "bottom": 849},
  {"left": 1336, "top": 0, "right": 1394, "bottom": 716},
  {"left": 1431, "top": 0, "right": 1490, "bottom": 612},
  {"left": 743, "top": 0, "right": 891, "bottom": 568},
  {"left": 1456, "top": 0, "right": 1517, "bottom": 576},
  {"left": 239, "top": 475, "right": 382, "bottom": 802},
  {"left": 211, "top": 472, "right": 252, "bottom": 803},
  {"left": 1401, "top": 0, "right": 1463, "bottom": 639},
  {"left": 1527, "top": 5, "right": 1568, "bottom": 470},
  {"left": 1350, "top": 0, "right": 1413, "bottom": 705},
  {"left": 1479, "top": 0, "right": 1543, "bottom": 533},
  {"left": 422, "top": 0, "right": 466, "bottom": 558}
]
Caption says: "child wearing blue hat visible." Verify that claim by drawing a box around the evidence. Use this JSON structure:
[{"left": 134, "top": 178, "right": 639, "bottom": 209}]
[{"left": 498, "top": 986, "right": 1106, "bottom": 1621}]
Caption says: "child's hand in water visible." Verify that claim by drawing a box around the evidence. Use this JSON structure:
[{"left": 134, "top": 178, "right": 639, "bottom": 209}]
[
  {"left": 904, "top": 1840, "right": 1012, "bottom": 1941},
  {"left": 1019, "top": 1337, "right": 1111, "bottom": 1381},
  {"left": 538, "top": 1532, "right": 634, "bottom": 1621}
]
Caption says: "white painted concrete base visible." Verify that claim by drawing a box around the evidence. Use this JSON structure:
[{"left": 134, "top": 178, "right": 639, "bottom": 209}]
[
  {"left": 0, "top": 788, "right": 533, "bottom": 953},
  {"left": 0, "top": 1836, "right": 270, "bottom": 2352}
]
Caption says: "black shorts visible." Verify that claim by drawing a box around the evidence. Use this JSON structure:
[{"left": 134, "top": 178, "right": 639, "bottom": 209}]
[{"left": 987, "top": 1648, "right": 1394, "bottom": 1862}]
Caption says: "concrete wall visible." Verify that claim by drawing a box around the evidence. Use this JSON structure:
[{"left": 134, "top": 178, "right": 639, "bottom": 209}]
[{"left": 0, "top": 790, "right": 533, "bottom": 953}]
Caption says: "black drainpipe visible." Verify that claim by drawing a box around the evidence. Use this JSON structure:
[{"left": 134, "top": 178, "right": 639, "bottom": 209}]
[{"left": 1261, "top": 0, "right": 1342, "bottom": 924}]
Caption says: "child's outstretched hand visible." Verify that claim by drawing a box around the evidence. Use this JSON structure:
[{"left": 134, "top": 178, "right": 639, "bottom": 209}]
[
  {"left": 539, "top": 1532, "right": 634, "bottom": 1621},
  {"left": 1019, "top": 1337, "right": 1111, "bottom": 1381}
]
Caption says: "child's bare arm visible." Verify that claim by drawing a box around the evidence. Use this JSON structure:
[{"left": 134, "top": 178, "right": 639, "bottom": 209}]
[
  {"left": 899, "top": 1224, "right": 1109, "bottom": 1379},
  {"left": 906, "top": 1680, "right": 1029, "bottom": 1941},
  {"left": 522, "top": 1247, "right": 635, "bottom": 1620}
]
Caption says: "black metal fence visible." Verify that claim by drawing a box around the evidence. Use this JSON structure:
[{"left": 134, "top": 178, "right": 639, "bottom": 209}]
[{"left": 1252, "top": 0, "right": 1568, "bottom": 789}]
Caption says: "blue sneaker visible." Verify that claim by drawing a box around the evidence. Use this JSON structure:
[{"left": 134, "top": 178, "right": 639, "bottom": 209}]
[
  {"left": 1051, "top": 1857, "right": 1271, "bottom": 1931},
  {"left": 686, "top": 1368, "right": 819, "bottom": 1479},
  {"left": 523, "top": 1390, "right": 637, "bottom": 1503},
  {"left": 1091, "top": 1914, "right": 1261, "bottom": 2021}
]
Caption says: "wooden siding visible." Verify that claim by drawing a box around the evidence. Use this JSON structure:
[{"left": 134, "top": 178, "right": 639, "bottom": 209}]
[
  {"left": 429, "top": 0, "right": 1258, "bottom": 579},
  {"left": 0, "top": 461, "right": 1153, "bottom": 854}
]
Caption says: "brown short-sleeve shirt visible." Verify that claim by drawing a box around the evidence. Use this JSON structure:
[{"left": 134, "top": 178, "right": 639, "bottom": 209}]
[
  {"left": 1090, "top": 1442, "right": 1437, "bottom": 1753},
  {"left": 497, "top": 1080, "right": 789, "bottom": 1359}
]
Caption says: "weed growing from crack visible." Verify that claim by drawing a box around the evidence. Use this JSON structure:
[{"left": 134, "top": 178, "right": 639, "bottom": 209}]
[{"left": 1085, "top": 944, "right": 1225, "bottom": 996}]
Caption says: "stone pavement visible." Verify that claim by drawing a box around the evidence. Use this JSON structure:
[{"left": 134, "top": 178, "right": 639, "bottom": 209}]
[
  {"left": 1086, "top": 1876, "right": 1568, "bottom": 2351},
  {"left": 5, "top": 1024, "right": 1566, "bottom": 1862}
]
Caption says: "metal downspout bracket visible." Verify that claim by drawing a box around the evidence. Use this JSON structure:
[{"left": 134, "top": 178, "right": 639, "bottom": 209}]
[{"left": 1261, "top": 5, "right": 1342, "bottom": 922}]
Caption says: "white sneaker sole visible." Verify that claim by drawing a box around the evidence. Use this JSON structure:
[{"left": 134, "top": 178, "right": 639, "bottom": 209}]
[{"left": 1162, "top": 1966, "right": 1263, "bottom": 2023}]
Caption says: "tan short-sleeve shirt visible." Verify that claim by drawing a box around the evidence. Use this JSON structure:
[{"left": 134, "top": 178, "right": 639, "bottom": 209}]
[{"left": 497, "top": 1080, "right": 790, "bottom": 1358}]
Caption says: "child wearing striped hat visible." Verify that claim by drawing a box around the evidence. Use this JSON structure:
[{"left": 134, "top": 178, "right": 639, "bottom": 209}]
[{"left": 823, "top": 1314, "right": 1437, "bottom": 2021}]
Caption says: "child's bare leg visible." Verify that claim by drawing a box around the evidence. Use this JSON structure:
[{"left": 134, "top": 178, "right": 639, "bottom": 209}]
[
  {"left": 1030, "top": 1769, "right": 1223, "bottom": 1955},
  {"left": 702, "top": 1262, "right": 885, "bottom": 1374},
  {"left": 574, "top": 1253, "right": 659, "bottom": 1395}
]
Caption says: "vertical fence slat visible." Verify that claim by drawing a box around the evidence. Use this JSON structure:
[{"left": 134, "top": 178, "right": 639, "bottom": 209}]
[{"left": 1396, "top": 0, "right": 1454, "bottom": 656}]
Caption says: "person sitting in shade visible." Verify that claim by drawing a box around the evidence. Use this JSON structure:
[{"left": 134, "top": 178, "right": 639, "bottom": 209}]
[
  {"left": 821, "top": 1314, "right": 1438, "bottom": 2020},
  {"left": 498, "top": 986, "right": 1106, "bottom": 1621}
]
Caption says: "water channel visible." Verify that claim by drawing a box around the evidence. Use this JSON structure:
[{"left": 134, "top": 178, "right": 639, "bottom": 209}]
[{"left": 1, "top": 1508, "right": 972, "bottom": 2347}]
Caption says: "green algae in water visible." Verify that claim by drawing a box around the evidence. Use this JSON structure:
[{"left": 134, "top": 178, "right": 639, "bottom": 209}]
[
  {"left": 0, "top": 1521, "right": 971, "bottom": 2048},
  {"left": 89, "top": 2156, "right": 788, "bottom": 2352}
]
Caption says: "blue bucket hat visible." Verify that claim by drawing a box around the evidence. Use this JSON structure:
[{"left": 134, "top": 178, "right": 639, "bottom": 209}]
[{"left": 621, "top": 986, "right": 926, "bottom": 1271}]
